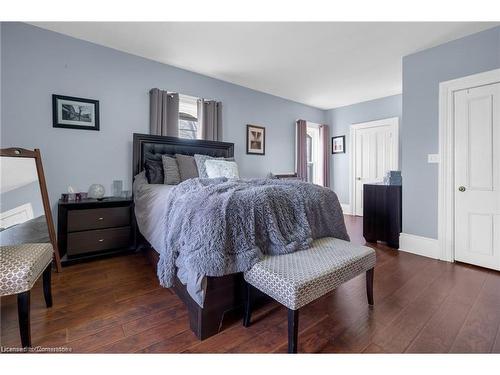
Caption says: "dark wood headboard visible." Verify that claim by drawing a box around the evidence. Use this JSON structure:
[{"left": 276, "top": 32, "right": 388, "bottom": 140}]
[{"left": 132, "top": 133, "right": 235, "bottom": 179}]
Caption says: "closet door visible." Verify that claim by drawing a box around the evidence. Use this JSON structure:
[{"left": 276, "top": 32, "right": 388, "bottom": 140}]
[{"left": 454, "top": 83, "right": 500, "bottom": 270}]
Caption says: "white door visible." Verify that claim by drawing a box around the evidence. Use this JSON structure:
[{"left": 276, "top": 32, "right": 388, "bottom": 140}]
[
  {"left": 352, "top": 118, "right": 399, "bottom": 216},
  {"left": 454, "top": 83, "right": 500, "bottom": 270}
]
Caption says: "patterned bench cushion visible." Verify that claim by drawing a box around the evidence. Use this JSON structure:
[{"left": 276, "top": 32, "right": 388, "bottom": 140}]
[
  {"left": 0, "top": 243, "right": 53, "bottom": 296},
  {"left": 244, "top": 237, "right": 376, "bottom": 310}
]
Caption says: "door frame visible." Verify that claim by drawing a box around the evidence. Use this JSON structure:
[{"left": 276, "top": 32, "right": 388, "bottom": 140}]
[
  {"left": 349, "top": 117, "right": 399, "bottom": 216},
  {"left": 438, "top": 68, "right": 500, "bottom": 262}
]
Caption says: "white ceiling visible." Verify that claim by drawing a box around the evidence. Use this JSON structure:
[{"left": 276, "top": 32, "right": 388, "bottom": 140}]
[{"left": 31, "top": 22, "right": 499, "bottom": 109}]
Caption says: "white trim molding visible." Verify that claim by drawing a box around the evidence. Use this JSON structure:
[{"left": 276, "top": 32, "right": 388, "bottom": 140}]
[
  {"left": 438, "top": 68, "right": 500, "bottom": 263},
  {"left": 340, "top": 203, "right": 352, "bottom": 215},
  {"left": 399, "top": 233, "right": 440, "bottom": 260},
  {"left": 349, "top": 117, "right": 399, "bottom": 217},
  {"left": 0, "top": 203, "right": 34, "bottom": 229}
]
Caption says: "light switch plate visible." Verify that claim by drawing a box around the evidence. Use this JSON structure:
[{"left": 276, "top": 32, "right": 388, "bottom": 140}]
[{"left": 428, "top": 154, "right": 440, "bottom": 163}]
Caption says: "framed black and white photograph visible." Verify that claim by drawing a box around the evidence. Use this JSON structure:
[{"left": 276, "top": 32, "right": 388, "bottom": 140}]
[
  {"left": 52, "top": 95, "right": 100, "bottom": 131},
  {"left": 246, "top": 124, "right": 266, "bottom": 155},
  {"left": 332, "top": 135, "right": 345, "bottom": 154}
]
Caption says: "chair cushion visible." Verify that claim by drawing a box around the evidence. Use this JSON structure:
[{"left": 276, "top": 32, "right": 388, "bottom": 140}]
[
  {"left": 244, "top": 237, "right": 376, "bottom": 310},
  {"left": 0, "top": 243, "right": 53, "bottom": 296}
]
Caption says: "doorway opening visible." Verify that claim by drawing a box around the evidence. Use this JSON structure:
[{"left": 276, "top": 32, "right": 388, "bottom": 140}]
[{"left": 350, "top": 117, "right": 399, "bottom": 216}]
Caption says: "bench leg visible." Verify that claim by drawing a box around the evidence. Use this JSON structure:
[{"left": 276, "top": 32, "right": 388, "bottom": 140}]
[
  {"left": 17, "top": 291, "right": 31, "bottom": 348},
  {"left": 288, "top": 308, "right": 299, "bottom": 354},
  {"left": 366, "top": 268, "right": 374, "bottom": 306},
  {"left": 243, "top": 282, "right": 253, "bottom": 327},
  {"left": 43, "top": 264, "right": 53, "bottom": 308}
]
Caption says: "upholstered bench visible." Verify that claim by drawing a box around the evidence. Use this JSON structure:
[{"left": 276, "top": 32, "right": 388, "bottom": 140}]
[{"left": 243, "top": 237, "right": 376, "bottom": 353}]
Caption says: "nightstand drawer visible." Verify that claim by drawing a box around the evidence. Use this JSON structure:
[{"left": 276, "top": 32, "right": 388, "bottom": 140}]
[
  {"left": 68, "top": 207, "right": 130, "bottom": 232},
  {"left": 67, "top": 226, "right": 131, "bottom": 256}
]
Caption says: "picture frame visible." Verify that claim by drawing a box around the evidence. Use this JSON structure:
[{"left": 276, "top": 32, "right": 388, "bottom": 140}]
[
  {"left": 332, "top": 135, "right": 345, "bottom": 154},
  {"left": 52, "top": 95, "right": 100, "bottom": 131},
  {"left": 246, "top": 124, "right": 266, "bottom": 155}
]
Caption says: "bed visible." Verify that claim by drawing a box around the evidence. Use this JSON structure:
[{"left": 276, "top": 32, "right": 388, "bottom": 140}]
[
  {"left": 132, "top": 133, "right": 243, "bottom": 339},
  {"left": 132, "top": 133, "right": 348, "bottom": 340}
]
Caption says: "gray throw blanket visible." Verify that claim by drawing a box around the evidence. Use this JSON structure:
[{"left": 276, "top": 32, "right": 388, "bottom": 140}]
[{"left": 157, "top": 178, "right": 349, "bottom": 287}]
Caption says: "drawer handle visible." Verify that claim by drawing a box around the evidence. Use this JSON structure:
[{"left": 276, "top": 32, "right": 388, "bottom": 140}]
[
  {"left": 98, "top": 239, "right": 104, "bottom": 242},
  {"left": 97, "top": 217, "right": 104, "bottom": 221}
]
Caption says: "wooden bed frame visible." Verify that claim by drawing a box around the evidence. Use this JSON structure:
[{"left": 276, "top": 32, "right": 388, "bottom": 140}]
[{"left": 132, "top": 133, "right": 244, "bottom": 340}]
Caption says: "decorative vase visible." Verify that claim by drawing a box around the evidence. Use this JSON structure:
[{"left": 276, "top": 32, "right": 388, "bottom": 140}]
[
  {"left": 88, "top": 184, "right": 105, "bottom": 200},
  {"left": 113, "top": 180, "right": 123, "bottom": 197}
]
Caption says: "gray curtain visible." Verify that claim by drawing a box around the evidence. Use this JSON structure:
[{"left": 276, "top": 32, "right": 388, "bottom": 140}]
[
  {"left": 149, "top": 88, "right": 179, "bottom": 136},
  {"left": 295, "top": 119, "right": 308, "bottom": 181},
  {"left": 320, "top": 124, "right": 330, "bottom": 187},
  {"left": 197, "top": 99, "right": 222, "bottom": 141}
]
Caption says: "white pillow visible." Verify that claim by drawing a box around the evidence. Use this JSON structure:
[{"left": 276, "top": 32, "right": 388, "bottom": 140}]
[{"left": 204, "top": 159, "right": 240, "bottom": 179}]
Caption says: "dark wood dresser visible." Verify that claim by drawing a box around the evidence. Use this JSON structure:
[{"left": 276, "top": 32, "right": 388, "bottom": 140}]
[
  {"left": 58, "top": 197, "right": 135, "bottom": 265},
  {"left": 362, "top": 184, "right": 402, "bottom": 249}
]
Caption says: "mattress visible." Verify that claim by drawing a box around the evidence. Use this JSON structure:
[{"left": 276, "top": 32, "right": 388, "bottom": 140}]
[{"left": 133, "top": 172, "right": 207, "bottom": 307}]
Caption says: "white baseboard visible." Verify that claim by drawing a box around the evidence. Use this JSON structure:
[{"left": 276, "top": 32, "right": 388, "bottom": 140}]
[
  {"left": 340, "top": 203, "right": 352, "bottom": 215},
  {"left": 399, "top": 233, "right": 440, "bottom": 259}
]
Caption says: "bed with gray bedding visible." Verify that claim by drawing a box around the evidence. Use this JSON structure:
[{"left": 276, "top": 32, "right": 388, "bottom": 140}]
[
  {"left": 133, "top": 174, "right": 348, "bottom": 307},
  {"left": 134, "top": 172, "right": 208, "bottom": 306},
  {"left": 132, "top": 133, "right": 348, "bottom": 340},
  {"left": 0, "top": 215, "right": 50, "bottom": 246}
]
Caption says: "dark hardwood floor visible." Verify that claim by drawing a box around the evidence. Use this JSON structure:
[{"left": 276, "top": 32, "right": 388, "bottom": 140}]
[{"left": 1, "top": 215, "right": 500, "bottom": 353}]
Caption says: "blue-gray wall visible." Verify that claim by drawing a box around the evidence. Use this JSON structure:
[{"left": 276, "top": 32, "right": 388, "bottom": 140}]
[
  {"left": 0, "top": 22, "right": 326, "bottom": 215},
  {"left": 402, "top": 26, "right": 500, "bottom": 239},
  {"left": 326, "top": 94, "right": 402, "bottom": 204},
  {"left": 2, "top": 22, "right": 499, "bottom": 241}
]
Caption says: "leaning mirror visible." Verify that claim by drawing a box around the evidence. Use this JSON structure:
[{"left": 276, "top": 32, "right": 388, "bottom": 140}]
[
  {"left": 1, "top": 156, "right": 47, "bottom": 243},
  {"left": 1, "top": 147, "right": 61, "bottom": 348},
  {"left": 0, "top": 148, "right": 61, "bottom": 270}
]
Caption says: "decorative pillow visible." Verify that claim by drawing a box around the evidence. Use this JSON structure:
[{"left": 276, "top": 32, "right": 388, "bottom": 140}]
[
  {"left": 144, "top": 157, "right": 164, "bottom": 184},
  {"left": 133, "top": 171, "right": 148, "bottom": 195},
  {"left": 205, "top": 159, "right": 240, "bottom": 179},
  {"left": 194, "top": 154, "right": 235, "bottom": 178},
  {"left": 161, "top": 155, "right": 181, "bottom": 185},
  {"left": 194, "top": 154, "right": 222, "bottom": 178},
  {"left": 134, "top": 171, "right": 148, "bottom": 185},
  {"left": 175, "top": 154, "right": 199, "bottom": 181}
]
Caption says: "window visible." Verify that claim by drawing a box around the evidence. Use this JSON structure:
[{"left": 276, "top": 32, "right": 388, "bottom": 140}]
[
  {"left": 179, "top": 94, "right": 199, "bottom": 139},
  {"left": 306, "top": 133, "right": 314, "bottom": 183},
  {"left": 306, "top": 122, "right": 322, "bottom": 185}
]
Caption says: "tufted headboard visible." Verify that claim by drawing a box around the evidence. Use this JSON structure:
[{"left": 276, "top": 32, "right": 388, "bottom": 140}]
[{"left": 132, "top": 133, "right": 235, "bottom": 179}]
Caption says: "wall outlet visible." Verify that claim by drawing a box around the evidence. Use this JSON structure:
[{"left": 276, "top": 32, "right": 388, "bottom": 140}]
[{"left": 428, "top": 154, "right": 440, "bottom": 163}]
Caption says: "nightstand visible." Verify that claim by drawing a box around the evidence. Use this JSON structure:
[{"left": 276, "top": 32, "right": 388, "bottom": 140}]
[{"left": 58, "top": 197, "right": 136, "bottom": 265}]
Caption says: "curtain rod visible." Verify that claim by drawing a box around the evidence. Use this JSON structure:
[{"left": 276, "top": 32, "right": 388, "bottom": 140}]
[{"left": 147, "top": 90, "right": 219, "bottom": 102}]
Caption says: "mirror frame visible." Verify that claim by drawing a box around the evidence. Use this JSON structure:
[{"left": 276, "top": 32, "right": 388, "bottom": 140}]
[{"left": 0, "top": 147, "right": 62, "bottom": 272}]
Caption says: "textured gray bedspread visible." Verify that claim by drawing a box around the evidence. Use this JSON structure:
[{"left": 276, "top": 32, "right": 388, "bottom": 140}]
[{"left": 157, "top": 178, "right": 349, "bottom": 288}]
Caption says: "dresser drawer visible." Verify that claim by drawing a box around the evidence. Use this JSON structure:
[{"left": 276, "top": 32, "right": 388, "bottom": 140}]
[
  {"left": 67, "top": 206, "right": 130, "bottom": 232},
  {"left": 67, "top": 226, "right": 131, "bottom": 256}
]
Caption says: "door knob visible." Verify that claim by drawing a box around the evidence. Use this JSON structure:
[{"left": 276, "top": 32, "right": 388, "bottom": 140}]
[
  {"left": 357, "top": 177, "right": 362, "bottom": 181},
  {"left": 458, "top": 186, "right": 466, "bottom": 192}
]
